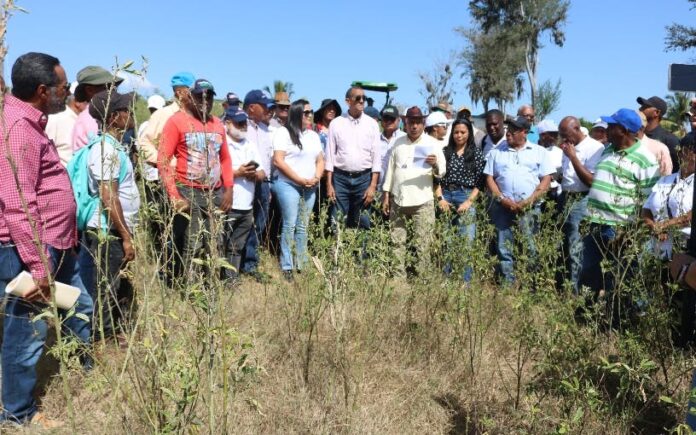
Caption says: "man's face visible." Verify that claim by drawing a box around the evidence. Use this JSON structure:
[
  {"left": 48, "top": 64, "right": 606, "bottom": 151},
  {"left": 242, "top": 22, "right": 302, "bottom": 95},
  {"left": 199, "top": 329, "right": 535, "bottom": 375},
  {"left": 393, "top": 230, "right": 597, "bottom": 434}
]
[
  {"left": 432, "top": 123, "right": 447, "bottom": 140},
  {"left": 486, "top": 115, "right": 504, "bottom": 140},
  {"left": 606, "top": 123, "right": 626, "bottom": 145},
  {"left": 559, "top": 123, "right": 582, "bottom": 146},
  {"left": 505, "top": 126, "right": 527, "bottom": 147},
  {"left": 640, "top": 105, "right": 659, "bottom": 121},
  {"left": 246, "top": 102, "right": 268, "bottom": 123},
  {"left": 539, "top": 131, "right": 558, "bottom": 147},
  {"left": 346, "top": 89, "right": 365, "bottom": 115},
  {"left": 111, "top": 108, "right": 134, "bottom": 131},
  {"left": 590, "top": 127, "right": 607, "bottom": 144},
  {"left": 381, "top": 115, "right": 398, "bottom": 133},
  {"left": 519, "top": 107, "right": 535, "bottom": 123},
  {"left": 46, "top": 65, "right": 69, "bottom": 115},
  {"left": 191, "top": 91, "right": 214, "bottom": 119},
  {"left": 406, "top": 117, "right": 424, "bottom": 138}
]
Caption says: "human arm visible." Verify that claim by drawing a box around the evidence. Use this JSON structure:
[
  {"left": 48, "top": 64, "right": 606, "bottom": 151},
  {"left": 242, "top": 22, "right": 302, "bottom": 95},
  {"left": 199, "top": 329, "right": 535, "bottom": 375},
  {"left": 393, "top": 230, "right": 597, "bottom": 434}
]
[
  {"left": 434, "top": 183, "right": 452, "bottom": 212},
  {"left": 486, "top": 174, "right": 520, "bottom": 213},
  {"left": 325, "top": 122, "right": 337, "bottom": 200},
  {"left": 561, "top": 141, "right": 595, "bottom": 187},
  {"left": 157, "top": 117, "right": 188, "bottom": 211},
  {"left": 138, "top": 115, "right": 162, "bottom": 167},
  {"left": 457, "top": 188, "right": 479, "bottom": 214},
  {"left": 518, "top": 175, "right": 551, "bottom": 209},
  {"left": 99, "top": 181, "right": 135, "bottom": 261},
  {"left": 218, "top": 133, "right": 234, "bottom": 212}
]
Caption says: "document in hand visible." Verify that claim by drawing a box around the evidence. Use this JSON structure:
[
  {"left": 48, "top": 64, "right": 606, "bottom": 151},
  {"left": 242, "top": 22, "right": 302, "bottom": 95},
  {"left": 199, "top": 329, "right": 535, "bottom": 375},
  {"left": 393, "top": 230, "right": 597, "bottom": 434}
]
[
  {"left": 5, "top": 271, "right": 81, "bottom": 310},
  {"left": 413, "top": 144, "right": 434, "bottom": 169}
]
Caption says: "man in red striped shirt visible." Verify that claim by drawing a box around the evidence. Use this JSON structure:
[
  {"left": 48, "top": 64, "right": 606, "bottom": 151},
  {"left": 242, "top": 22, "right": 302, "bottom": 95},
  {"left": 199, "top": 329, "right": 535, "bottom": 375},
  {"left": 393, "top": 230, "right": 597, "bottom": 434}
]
[{"left": 0, "top": 52, "right": 93, "bottom": 427}]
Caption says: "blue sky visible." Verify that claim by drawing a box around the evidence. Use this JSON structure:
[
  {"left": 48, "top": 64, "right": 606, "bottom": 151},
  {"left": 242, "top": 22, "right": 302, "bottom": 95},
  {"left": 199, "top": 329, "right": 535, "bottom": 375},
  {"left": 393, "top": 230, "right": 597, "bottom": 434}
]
[{"left": 3, "top": 0, "right": 695, "bottom": 122}]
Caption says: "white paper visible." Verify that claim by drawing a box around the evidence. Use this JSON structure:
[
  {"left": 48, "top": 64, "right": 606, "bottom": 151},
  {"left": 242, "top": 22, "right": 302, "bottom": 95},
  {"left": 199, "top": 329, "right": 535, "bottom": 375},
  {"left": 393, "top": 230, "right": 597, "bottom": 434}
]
[
  {"left": 413, "top": 144, "right": 434, "bottom": 169},
  {"left": 6, "top": 271, "right": 81, "bottom": 310}
]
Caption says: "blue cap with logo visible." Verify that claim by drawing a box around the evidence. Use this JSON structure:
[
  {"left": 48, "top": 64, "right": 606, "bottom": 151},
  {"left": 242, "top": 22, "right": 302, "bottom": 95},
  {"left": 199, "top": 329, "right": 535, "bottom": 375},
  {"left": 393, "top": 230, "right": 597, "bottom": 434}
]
[
  {"left": 244, "top": 89, "right": 275, "bottom": 107},
  {"left": 600, "top": 108, "right": 642, "bottom": 134},
  {"left": 170, "top": 72, "right": 195, "bottom": 88},
  {"left": 224, "top": 107, "right": 248, "bottom": 123}
]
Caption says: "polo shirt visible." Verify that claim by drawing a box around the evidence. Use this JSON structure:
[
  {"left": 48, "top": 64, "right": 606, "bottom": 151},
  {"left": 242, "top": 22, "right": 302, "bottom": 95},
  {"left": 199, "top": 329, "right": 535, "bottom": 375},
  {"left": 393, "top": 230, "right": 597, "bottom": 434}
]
[
  {"left": 586, "top": 141, "right": 660, "bottom": 226},
  {"left": 483, "top": 141, "right": 555, "bottom": 201},
  {"left": 379, "top": 129, "right": 406, "bottom": 190},
  {"left": 560, "top": 135, "right": 605, "bottom": 193},
  {"left": 228, "top": 136, "right": 264, "bottom": 210}
]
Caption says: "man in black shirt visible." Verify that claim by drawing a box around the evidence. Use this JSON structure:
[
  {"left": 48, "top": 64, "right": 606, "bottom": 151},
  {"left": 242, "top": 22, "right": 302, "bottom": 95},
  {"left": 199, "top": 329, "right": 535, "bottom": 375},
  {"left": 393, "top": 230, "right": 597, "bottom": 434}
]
[{"left": 638, "top": 95, "right": 680, "bottom": 172}]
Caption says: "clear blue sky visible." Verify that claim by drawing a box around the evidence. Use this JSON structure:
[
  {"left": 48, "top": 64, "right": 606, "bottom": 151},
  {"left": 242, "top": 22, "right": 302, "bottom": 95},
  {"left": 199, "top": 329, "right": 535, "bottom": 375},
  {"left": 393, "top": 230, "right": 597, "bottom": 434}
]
[{"left": 3, "top": 0, "right": 695, "bottom": 122}]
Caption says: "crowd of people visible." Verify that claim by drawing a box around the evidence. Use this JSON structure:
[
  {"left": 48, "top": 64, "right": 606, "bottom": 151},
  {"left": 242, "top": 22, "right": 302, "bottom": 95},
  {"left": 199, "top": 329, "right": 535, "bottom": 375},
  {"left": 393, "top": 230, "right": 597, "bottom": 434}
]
[{"left": 1, "top": 50, "right": 696, "bottom": 427}]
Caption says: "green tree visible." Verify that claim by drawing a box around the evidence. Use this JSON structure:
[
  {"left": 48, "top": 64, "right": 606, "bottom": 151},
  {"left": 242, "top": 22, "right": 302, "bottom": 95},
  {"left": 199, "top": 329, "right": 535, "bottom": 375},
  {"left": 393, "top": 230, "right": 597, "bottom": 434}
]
[
  {"left": 263, "top": 80, "right": 294, "bottom": 98},
  {"left": 535, "top": 78, "right": 561, "bottom": 121},
  {"left": 665, "top": 0, "right": 696, "bottom": 52},
  {"left": 457, "top": 27, "right": 525, "bottom": 112},
  {"left": 663, "top": 92, "right": 693, "bottom": 136},
  {"left": 469, "top": 0, "right": 569, "bottom": 109}
]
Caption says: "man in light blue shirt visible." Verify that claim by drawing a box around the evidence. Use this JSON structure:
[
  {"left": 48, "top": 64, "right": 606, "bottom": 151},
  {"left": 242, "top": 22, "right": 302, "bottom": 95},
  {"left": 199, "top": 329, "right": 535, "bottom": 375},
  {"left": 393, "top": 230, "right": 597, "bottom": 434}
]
[{"left": 484, "top": 116, "right": 554, "bottom": 283}]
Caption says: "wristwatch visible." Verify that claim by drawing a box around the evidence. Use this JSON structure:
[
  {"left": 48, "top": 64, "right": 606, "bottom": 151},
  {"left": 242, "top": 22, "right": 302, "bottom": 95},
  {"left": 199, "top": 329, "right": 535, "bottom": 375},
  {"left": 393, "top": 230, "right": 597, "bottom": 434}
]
[{"left": 437, "top": 195, "right": 444, "bottom": 201}]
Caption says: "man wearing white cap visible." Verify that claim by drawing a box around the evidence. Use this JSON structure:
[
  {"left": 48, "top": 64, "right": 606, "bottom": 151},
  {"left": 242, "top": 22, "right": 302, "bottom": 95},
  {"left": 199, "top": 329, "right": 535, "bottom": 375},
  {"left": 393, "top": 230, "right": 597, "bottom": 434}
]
[
  {"left": 590, "top": 119, "right": 608, "bottom": 146},
  {"left": 45, "top": 81, "right": 87, "bottom": 166},
  {"left": 425, "top": 111, "right": 450, "bottom": 146}
]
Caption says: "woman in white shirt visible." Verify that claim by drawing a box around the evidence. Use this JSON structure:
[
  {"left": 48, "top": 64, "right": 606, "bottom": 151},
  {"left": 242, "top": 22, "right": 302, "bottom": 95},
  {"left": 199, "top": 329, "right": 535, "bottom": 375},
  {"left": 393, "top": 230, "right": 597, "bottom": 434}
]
[
  {"left": 272, "top": 99, "right": 324, "bottom": 280},
  {"left": 642, "top": 134, "right": 696, "bottom": 260}
]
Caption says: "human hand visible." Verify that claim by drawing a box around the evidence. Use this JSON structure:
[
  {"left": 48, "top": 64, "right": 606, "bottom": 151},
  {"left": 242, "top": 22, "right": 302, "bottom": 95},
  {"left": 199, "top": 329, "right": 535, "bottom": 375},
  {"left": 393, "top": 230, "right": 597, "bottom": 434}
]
[
  {"left": 438, "top": 199, "right": 451, "bottom": 212},
  {"left": 457, "top": 199, "right": 472, "bottom": 214},
  {"left": 173, "top": 198, "right": 190, "bottom": 213},
  {"left": 327, "top": 183, "right": 336, "bottom": 202},
  {"left": 122, "top": 238, "right": 135, "bottom": 262},
  {"left": 219, "top": 188, "right": 233, "bottom": 212},
  {"left": 560, "top": 141, "right": 577, "bottom": 160},
  {"left": 363, "top": 185, "right": 376, "bottom": 206},
  {"left": 25, "top": 276, "right": 51, "bottom": 303},
  {"left": 425, "top": 154, "right": 438, "bottom": 167}
]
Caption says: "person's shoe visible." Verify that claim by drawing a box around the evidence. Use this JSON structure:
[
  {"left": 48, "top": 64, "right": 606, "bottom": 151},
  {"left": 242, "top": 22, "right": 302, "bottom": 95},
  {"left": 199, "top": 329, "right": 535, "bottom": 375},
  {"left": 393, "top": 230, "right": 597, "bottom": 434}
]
[
  {"left": 30, "top": 412, "right": 64, "bottom": 429},
  {"left": 282, "top": 270, "right": 294, "bottom": 282}
]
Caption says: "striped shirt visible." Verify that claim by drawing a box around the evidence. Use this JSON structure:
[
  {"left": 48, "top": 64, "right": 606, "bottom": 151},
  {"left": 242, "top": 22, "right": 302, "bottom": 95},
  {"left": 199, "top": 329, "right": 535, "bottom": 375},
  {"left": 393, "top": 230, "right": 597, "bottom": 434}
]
[{"left": 586, "top": 141, "right": 660, "bottom": 226}]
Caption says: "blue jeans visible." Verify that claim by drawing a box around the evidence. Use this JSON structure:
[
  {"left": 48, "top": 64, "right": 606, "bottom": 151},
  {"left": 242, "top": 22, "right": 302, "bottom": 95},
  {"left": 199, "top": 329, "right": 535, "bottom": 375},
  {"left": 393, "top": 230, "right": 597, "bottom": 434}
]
[
  {"left": 560, "top": 193, "right": 588, "bottom": 293},
  {"left": 331, "top": 170, "right": 372, "bottom": 229},
  {"left": 0, "top": 244, "right": 93, "bottom": 423},
  {"left": 490, "top": 201, "right": 540, "bottom": 283},
  {"left": 272, "top": 179, "right": 317, "bottom": 271},
  {"left": 242, "top": 180, "right": 271, "bottom": 273},
  {"left": 579, "top": 223, "right": 619, "bottom": 294},
  {"left": 442, "top": 188, "right": 476, "bottom": 281}
]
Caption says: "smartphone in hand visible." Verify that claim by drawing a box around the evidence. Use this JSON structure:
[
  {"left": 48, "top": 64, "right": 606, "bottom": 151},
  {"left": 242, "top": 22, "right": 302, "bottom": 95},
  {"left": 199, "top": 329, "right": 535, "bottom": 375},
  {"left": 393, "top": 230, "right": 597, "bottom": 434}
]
[{"left": 247, "top": 160, "right": 260, "bottom": 169}]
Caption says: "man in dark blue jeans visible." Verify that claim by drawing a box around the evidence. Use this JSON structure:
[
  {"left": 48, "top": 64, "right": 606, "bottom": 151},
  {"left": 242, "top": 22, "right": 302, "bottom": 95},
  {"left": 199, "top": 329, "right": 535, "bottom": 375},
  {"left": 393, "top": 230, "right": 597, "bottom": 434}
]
[{"left": 325, "top": 86, "right": 381, "bottom": 230}]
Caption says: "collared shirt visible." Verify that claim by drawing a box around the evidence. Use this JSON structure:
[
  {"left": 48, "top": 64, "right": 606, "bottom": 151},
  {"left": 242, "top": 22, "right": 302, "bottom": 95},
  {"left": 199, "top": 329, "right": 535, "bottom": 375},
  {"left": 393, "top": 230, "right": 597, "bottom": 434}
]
[
  {"left": 247, "top": 118, "right": 273, "bottom": 180},
  {"left": 71, "top": 104, "right": 98, "bottom": 151},
  {"left": 379, "top": 129, "right": 406, "bottom": 190},
  {"left": 0, "top": 95, "right": 78, "bottom": 279},
  {"left": 561, "top": 135, "right": 605, "bottom": 193},
  {"left": 586, "top": 141, "right": 660, "bottom": 226},
  {"left": 228, "top": 136, "right": 264, "bottom": 210},
  {"left": 325, "top": 113, "right": 381, "bottom": 173},
  {"left": 643, "top": 172, "right": 693, "bottom": 257},
  {"left": 138, "top": 101, "right": 181, "bottom": 180},
  {"left": 382, "top": 134, "right": 447, "bottom": 207},
  {"left": 482, "top": 135, "right": 507, "bottom": 157},
  {"left": 483, "top": 141, "right": 555, "bottom": 201},
  {"left": 526, "top": 125, "right": 539, "bottom": 145},
  {"left": 641, "top": 134, "right": 673, "bottom": 176},
  {"left": 45, "top": 106, "right": 79, "bottom": 166}
]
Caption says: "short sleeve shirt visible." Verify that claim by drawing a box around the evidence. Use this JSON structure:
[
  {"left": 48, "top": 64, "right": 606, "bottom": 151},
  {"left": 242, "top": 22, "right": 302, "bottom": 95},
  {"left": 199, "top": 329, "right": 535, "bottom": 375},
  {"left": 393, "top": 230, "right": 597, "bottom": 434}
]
[
  {"left": 273, "top": 128, "right": 323, "bottom": 185},
  {"left": 228, "top": 136, "right": 264, "bottom": 210},
  {"left": 483, "top": 141, "right": 555, "bottom": 201},
  {"left": 561, "top": 136, "right": 605, "bottom": 192}
]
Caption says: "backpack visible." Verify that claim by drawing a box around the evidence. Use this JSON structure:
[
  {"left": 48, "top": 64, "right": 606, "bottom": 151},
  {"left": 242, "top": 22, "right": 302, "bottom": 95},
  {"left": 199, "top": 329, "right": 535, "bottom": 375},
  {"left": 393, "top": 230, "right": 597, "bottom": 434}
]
[{"left": 67, "top": 134, "right": 129, "bottom": 231}]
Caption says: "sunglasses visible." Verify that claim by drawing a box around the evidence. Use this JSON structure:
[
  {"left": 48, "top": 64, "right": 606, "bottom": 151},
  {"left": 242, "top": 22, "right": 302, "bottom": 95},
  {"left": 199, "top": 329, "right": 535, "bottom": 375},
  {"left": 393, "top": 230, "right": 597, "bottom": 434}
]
[
  {"left": 277, "top": 105, "right": 290, "bottom": 111},
  {"left": 303, "top": 110, "right": 314, "bottom": 117},
  {"left": 351, "top": 95, "right": 366, "bottom": 103}
]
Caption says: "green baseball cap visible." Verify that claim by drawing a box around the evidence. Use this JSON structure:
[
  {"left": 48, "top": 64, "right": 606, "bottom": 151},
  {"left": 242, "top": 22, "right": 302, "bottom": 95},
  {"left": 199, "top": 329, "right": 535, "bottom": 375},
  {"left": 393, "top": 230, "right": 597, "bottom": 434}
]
[{"left": 76, "top": 66, "right": 124, "bottom": 86}]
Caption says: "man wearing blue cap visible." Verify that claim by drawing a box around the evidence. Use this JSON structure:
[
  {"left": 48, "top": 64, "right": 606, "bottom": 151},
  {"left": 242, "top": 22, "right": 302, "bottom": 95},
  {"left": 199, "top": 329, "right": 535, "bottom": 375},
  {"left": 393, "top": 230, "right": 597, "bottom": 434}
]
[
  {"left": 223, "top": 107, "right": 266, "bottom": 283},
  {"left": 241, "top": 90, "right": 275, "bottom": 279},
  {"left": 580, "top": 108, "right": 660, "bottom": 300}
]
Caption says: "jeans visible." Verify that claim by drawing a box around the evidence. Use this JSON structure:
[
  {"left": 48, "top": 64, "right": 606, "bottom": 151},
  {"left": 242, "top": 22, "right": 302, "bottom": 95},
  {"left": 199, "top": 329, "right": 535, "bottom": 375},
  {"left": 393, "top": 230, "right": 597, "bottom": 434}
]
[
  {"left": 441, "top": 188, "right": 476, "bottom": 281},
  {"left": 559, "top": 193, "right": 588, "bottom": 293},
  {"left": 242, "top": 180, "right": 271, "bottom": 273},
  {"left": 0, "top": 244, "right": 93, "bottom": 423},
  {"left": 223, "top": 209, "right": 253, "bottom": 280},
  {"left": 331, "top": 170, "right": 372, "bottom": 230},
  {"left": 272, "top": 179, "right": 317, "bottom": 271},
  {"left": 490, "top": 201, "right": 540, "bottom": 283},
  {"left": 579, "top": 223, "right": 619, "bottom": 294}
]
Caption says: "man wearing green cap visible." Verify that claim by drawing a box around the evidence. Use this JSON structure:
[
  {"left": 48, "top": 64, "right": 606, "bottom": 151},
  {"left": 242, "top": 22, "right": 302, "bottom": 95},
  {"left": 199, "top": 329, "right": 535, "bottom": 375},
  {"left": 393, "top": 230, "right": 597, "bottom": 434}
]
[{"left": 71, "top": 65, "right": 123, "bottom": 151}]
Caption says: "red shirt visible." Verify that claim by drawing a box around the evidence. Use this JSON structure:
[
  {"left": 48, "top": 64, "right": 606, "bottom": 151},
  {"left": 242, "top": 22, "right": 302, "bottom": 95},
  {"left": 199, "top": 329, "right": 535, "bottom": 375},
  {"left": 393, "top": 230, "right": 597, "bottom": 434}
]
[
  {"left": 0, "top": 95, "right": 78, "bottom": 279},
  {"left": 158, "top": 111, "right": 233, "bottom": 200}
]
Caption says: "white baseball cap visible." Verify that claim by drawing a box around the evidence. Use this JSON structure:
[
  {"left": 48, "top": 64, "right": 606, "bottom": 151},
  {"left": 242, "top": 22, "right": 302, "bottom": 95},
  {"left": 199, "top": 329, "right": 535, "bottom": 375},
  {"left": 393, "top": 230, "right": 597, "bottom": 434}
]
[
  {"left": 425, "top": 111, "right": 450, "bottom": 127},
  {"left": 147, "top": 94, "right": 166, "bottom": 110},
  {"left": 592, "top": 118, "right": 608, "bottom": 130},
  {"left": 537, "top": 119, "right": 558, "bottom": 134}
]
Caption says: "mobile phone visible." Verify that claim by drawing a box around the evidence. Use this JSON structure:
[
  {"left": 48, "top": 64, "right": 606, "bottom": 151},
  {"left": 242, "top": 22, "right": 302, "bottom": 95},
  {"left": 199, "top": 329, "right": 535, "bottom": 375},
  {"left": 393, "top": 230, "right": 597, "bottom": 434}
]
[{"left": 247, "top": 160, "right": 259, "bottom": 169}]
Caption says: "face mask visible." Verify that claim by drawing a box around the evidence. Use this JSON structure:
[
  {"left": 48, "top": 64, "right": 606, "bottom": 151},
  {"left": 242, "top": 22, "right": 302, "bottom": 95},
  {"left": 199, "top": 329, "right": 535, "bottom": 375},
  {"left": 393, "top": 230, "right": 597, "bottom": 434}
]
[{"left": 227, "top": 124, "right": 246, "bottom": 141}]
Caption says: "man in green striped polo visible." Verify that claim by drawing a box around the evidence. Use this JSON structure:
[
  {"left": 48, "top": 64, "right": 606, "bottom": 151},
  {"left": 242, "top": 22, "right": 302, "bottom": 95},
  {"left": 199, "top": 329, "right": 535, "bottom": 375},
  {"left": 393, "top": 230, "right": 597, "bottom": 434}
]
[{"left": 579, "top": 108, "right": 660, "bottom": 299}]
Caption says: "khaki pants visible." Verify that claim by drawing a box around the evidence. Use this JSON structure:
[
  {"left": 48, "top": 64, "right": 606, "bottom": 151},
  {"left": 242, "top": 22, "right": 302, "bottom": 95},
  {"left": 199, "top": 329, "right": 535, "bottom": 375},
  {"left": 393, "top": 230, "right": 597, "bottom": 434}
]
[{"left": 390, "top": 199, "right": 435, "bottom": 277}]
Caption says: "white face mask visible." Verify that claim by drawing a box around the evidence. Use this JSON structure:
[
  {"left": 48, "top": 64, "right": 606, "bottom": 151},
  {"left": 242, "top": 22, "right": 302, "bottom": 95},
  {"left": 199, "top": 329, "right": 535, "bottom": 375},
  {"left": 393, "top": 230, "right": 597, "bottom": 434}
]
[{"left": 227, "top": 123, "right": 247, "bottom": 141}]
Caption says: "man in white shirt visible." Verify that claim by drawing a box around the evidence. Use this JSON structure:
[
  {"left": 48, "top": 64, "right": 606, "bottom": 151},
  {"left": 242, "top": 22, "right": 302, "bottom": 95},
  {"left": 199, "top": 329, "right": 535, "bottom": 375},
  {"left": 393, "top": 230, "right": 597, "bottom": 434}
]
[
  {"left": 382, "top": 107, "right": 446, "bottom": 277},
  {"left": 223, "top": 107, "right": 266, "bottom": 283},
  {"left": 45, "top": 82, "right": 86, "bottom": 165},
  {"left": 558, "top": 116, "right": 605, "bottom": 291},
  {"left": 537, "top": 119, "right": 563, "bottom": 200}
]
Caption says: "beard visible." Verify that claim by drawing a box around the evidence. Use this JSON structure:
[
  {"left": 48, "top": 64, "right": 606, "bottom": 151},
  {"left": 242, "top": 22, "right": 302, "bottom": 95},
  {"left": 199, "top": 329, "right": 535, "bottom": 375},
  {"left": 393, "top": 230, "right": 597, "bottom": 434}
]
[{"left": 46, "top": 87, "right": 66, "bottom": 114}]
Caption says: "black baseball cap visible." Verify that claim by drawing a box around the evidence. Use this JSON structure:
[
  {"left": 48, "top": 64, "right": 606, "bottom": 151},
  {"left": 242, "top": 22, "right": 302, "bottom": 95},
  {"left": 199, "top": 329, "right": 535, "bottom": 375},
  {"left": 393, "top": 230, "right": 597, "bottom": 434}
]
[
  {"left": 505, "top": 116, "right": 531, "bottom": 131},
  {"left": 637, "top": 96, "right": 667, "bottom": 114},
  {"left": 380, "top": 105, "right": 399, "bottom": 119}
]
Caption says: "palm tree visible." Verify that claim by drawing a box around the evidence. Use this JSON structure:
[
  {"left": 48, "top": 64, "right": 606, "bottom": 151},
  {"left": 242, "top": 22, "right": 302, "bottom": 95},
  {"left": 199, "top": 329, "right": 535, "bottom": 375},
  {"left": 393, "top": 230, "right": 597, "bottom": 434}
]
[
  {"left": 664, "top": 92, "right": 693, "bottom": 136},
  {"left": 263, "top": 80, "right": 294, "bottom": 99}
]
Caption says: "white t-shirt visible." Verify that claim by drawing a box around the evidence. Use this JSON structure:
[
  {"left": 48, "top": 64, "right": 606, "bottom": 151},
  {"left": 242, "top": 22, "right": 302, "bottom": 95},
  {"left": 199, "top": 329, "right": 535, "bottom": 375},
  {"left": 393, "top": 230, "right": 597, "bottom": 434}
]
[
  {"left": 561, "top": 135, "right": 604, "bottom": 193},
  {"left": 643, "top": 172, "right": 693, "bottom": 258},
  {"left": 87, "top": 134, "right": 141, "bottom": 233},
  {"left": 45, "top": 107, "right": 79, "bottom": 166},
  {"left": 272, "top": 127, "right": 323, "bottom": 185},
  {"left": 228, "top": 135, "right": 264, "bottom": 211}
]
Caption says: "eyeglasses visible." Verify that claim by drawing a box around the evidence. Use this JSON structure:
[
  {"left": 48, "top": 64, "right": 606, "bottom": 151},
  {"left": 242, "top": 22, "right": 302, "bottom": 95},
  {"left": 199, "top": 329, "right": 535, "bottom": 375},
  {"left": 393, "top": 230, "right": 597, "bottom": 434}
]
[
  {"left": 303, "top": 110, "right": 314, "bottom": 117},
  {"left": 277, "top": 105, "right": 290, "bottom": 111},
  {"left": 352, "top": 95, "right": 366, "bottom": 103}
]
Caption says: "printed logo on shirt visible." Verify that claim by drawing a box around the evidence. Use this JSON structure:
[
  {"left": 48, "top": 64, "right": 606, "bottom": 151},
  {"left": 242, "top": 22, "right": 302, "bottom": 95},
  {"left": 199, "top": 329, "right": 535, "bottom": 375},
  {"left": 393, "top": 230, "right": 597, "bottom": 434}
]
[{"left": 184, "top": 132, "right": 223, "bottom": 186}]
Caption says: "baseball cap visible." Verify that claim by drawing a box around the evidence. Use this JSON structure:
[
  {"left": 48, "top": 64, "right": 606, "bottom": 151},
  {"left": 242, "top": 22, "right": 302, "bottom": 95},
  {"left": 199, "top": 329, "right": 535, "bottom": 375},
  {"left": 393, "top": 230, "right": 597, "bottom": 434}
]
[
  {"left": 425, "top": 111, "right": 449, "bottom": 127},
  {"left": 405, "top": 106, "right": 426, "bottom": 119},
  {"left": 170, "top": 72, "right": 195, "bottom": 88},
  {"left": 224, "top": 106, "right": 248, "bottom": 123},
  {"left": 380, "top": 105, "right": 399, "bottom": 120},
  {"left": 537, "top": 119, "right": 558, "bottom": 134},
  {"left": 505, "top": 116, "right": 531, "bottom": 131},
  {"left": 457, "top": 105, "right": 472, "bottom": 116},
  {"left": 191, "top": 78, "right": 216, "bottom": 95},
  {"left": 88, "top": 90, "right": 135, "bottom": 120},
  {"left": 600, "top": 108, "right": 642, "bottom": 134},
  {"left": 637, "top": 96, "right": 668, "bottom": 114},
  {"left": 592, "top": 118, "right": 608, "bottom": 130},
  {"left": 226, "top": 92, "right": 240, "bottom": 106},
  {"left": 76, "top": 66, "right": 124, "bottom": 86},
  {"left": 147, "top": 94, "right": 166, "bottom": 110},
  {"left": 244, "top": 90, "right": 274, "bottom": 107}
]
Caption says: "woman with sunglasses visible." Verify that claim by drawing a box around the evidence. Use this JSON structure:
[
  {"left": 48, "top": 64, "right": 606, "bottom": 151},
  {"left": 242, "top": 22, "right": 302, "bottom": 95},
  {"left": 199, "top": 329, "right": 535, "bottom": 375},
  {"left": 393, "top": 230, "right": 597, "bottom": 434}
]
[
  {"left": 433, "top": 118, "right": 485, "bottom": 281},
  {"left": 271, "top": 99, "right": 324, "bottom": 280}
]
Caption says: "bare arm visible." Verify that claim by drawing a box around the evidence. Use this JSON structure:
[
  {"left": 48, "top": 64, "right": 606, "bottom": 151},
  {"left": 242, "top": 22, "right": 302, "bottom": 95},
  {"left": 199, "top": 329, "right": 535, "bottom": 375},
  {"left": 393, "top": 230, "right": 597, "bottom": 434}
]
[{"left": 99, "top": 181, "right": 134, "bottom": 261}]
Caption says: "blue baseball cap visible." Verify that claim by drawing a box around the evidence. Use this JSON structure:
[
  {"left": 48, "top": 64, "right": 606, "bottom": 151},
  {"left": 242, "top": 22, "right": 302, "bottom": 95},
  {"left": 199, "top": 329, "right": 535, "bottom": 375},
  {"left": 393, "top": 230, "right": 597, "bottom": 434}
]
[
  {"left": 170, "top": 72, "right": 195, "bottom": 88},
  {"left": 224, "top": 107, "right": 248, "bottom": 123},
  {"left": 191, "top": 78, "right": 216, "bottom": 95},
  {"left": 244, "top": 89, "right": 274, "bottom": 107},
  {"left": 600, "top": 108, "right": 642, "bottom": 134}
]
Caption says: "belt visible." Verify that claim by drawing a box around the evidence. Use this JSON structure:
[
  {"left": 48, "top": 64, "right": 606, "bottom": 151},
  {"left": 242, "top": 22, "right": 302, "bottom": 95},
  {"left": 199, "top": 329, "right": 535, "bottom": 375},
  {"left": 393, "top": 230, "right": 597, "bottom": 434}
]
[
  {"left": 334, "top": 168, "right": 371, "bottom": 178},
  {"left": 563, "top": 190, "right": 588, "bottom": 197},
  {"left": 443, "top": 183, "right": 471, "bottom": 191}
]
